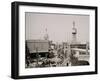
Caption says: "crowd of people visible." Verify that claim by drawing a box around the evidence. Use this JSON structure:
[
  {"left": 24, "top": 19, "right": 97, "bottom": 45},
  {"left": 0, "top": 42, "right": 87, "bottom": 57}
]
[{"left": 25, "top": 44, "right": 89, "bottom": 68}]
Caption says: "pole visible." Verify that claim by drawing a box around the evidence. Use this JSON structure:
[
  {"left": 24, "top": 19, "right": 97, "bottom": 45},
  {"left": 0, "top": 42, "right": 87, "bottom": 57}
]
[{"left": 36, "top": 47, "right": 39, "bottom": 67}]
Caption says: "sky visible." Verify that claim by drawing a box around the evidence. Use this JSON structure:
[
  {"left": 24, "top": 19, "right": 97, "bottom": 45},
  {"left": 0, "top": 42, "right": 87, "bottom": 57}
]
[{"left": 25, "top": 12, "right": 89, "bottom": 43}]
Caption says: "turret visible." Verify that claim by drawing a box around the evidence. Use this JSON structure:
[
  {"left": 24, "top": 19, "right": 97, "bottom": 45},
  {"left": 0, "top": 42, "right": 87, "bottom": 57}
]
[
  {"left": 44, "top": 28, "right": 49, "bottom": 40},
  {"left": 72, "top": 21, "right": 77, "bottom": 44}
]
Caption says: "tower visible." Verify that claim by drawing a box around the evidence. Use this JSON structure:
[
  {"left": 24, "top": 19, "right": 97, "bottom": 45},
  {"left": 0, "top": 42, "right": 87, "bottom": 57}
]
[
  {"left": 72, "top": 21, "right": 77, "bottom": 44},
  {"left": 44, "top": 28, "right": 49, "bottom": 40}
]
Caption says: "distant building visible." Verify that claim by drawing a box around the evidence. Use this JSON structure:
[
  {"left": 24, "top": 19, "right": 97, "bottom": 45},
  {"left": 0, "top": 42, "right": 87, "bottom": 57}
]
[
  {"left": 71, "top": 42, "right": 90, "bottom": 62},
  {"left": 26, "top": 40, "right": 49, "bottom": 53},
  {"left": 62, "top": 42, "right": 68, "bottom": 48},
  {"left": 70, "top": 43, "right": 87, "bottom": 49}
]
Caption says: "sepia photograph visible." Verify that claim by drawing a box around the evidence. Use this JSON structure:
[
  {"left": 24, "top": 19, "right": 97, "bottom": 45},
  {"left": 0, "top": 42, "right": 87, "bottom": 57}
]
[
  {"left": 25, "top": 12, "right": 90, "bottom": 68},
  {"left": 11, "top": 2, "right": 97, "bottom": 79}
]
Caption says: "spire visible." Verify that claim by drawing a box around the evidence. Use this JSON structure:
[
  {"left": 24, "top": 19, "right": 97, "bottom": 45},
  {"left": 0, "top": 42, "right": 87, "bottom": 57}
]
[
  {"left": 73, "top": 21, "right": 75, "bottom": 29},
  {"left": 44, "top": 28, "right": 49, "bottom": 40},
  {"left": 72, "top": 21, "right": 77, "bottom": 44},
  {"left": 72, "top": 21, "right": 77, "bottom": 34}
]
